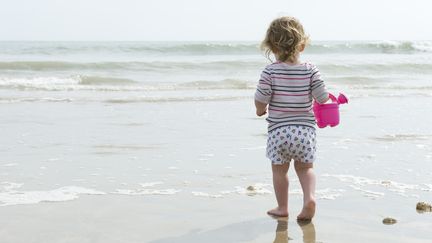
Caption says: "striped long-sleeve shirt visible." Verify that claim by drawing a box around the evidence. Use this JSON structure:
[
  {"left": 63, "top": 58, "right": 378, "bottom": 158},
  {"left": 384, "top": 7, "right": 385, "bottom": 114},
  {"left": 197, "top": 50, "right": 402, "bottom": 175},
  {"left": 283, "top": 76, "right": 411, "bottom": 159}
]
[{"left": 254, "top": 62, "right": 329, "bottom": 132}]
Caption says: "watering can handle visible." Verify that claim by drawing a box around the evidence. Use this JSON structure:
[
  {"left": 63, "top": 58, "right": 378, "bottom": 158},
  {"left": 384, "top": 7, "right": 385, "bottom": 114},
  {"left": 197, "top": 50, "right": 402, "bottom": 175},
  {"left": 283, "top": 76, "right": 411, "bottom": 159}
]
[
  {"left": 315, "top": 93, "right": 344, "bottom": 104},
  {"left": 328, "top": 93, "right": 337, "bottom": 102},
  {"left": 314, "top": 93, "right": 336, "bottom": 104}
]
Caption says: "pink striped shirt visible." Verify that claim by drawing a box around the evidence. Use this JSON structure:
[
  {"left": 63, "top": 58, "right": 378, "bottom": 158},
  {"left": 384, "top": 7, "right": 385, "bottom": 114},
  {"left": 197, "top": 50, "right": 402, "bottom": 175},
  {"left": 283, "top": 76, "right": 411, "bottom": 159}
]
[{"left": 254, "top": 62, "right": 328, "bottom": 131}]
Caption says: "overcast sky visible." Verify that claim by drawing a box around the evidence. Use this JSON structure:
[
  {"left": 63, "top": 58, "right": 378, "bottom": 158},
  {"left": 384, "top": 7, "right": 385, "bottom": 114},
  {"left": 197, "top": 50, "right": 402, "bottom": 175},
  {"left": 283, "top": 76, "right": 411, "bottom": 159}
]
[{"left": 0, "top": 0, "right": 431, "bottom": 41}]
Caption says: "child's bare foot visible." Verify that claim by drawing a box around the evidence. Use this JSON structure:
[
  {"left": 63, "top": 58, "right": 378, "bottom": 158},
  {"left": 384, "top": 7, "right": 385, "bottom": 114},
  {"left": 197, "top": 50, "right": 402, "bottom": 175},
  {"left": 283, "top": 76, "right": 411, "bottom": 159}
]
[
  {"left": 297, "top": 200, "right": 316, "bottom": 221},
  {"left": 267, "top": 207, "right": 288, "bottom": 217}
]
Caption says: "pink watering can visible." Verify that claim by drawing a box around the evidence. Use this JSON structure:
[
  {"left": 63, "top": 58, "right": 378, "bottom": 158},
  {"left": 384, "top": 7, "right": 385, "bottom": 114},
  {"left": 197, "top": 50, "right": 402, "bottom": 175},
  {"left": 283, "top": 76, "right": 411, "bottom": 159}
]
[{"left": 313, "top": 93, "right": 348, "bottom": 128}]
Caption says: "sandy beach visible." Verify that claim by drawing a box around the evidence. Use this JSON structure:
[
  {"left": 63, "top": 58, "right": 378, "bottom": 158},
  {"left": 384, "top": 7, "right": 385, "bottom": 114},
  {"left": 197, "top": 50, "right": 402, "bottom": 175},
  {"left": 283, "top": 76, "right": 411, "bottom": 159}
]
[
  {"left": 1, "top": 41, "right": 432, "bottom": 242},
  {"left": 1, "top": 97, "right": 432, "bottom": 242},
  {"left": 1, "top": 190, "right": 431, "bottom": 243}
]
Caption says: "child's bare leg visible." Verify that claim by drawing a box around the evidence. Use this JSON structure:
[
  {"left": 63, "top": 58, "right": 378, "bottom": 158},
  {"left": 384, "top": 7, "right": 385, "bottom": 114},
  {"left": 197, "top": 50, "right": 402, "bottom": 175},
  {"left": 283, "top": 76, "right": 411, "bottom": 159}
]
[
  {"left": 294, "top": 161, "right": 316, "bottom": 220},
  {"left": 268, "top": 163, "right": 290, "bottom": 217}
]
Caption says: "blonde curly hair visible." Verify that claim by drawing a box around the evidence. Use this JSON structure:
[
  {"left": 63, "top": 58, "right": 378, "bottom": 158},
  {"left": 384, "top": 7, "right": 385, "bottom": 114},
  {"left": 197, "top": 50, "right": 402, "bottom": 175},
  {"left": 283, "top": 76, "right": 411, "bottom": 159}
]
[{"left": 261, "top": 16, "right": 309, "bottom": 62}]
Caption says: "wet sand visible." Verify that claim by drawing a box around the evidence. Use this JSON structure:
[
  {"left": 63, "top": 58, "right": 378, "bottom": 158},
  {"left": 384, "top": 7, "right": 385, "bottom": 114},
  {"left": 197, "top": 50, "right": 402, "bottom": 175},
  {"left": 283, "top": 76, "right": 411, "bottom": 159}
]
[
  {"left": 0, "top": 193, "right": 431, "bottom": 243},
  {"left": 1, "top": 96, "right": 432, "bottom": 242}
]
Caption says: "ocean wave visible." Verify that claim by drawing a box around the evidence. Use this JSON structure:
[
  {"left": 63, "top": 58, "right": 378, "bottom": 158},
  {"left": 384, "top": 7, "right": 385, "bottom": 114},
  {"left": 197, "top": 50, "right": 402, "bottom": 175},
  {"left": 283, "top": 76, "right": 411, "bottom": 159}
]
[
  {"left": 319, "top": 63, "right": 432, "bottom": 74},
  {"left": 354, "top": 85, "right": 432, "bottom": 91},
  {"left": 2, "top": 60, "right": 432, "bottom": 76},
  {"left": 2, "top": 41, "right": 431, "bottom": 57},
  {"left": 0, "top": 42, "right": 261, "bottom": 56},
  {"left": 0, "top": 95, "right": 252, "bottom": 104},
  {"left": 0, "top": 76, "right": 255, "bottom": 91},
  {"left": 178, "top": 79, "right": 254, "bottom": 89},
  {"left": 79, "top": 76, "right": 138, "bottom": 85},
  {"left": 0, "top": 75, "right": 135, "bottom": 91},
  {"left": 0, "top": 61, "right": 132, "bottom": 71},
  {"left": 307, "top": 40, "right": 432, "bottom": 54},
  {"left": 3, "top": 74, "right": 431, "bottom": 93},
  {"left": 104, "top": 95, "right": 250, "bottom": 104},
  {"left": 0, "top": 60, "right": 264, "bottom": 71},
  {"left": 0, "top": 97, "right": 74, "bottom": 103},
  {"left": 148, "top": 42, "right": 260, "bottom": 54}
]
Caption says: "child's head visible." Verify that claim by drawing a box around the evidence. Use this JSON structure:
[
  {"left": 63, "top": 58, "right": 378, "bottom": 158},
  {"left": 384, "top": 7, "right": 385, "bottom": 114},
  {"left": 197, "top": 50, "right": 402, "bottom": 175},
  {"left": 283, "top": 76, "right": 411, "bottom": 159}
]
[{"left": 261, "top": 16, "right": 309, "bottom": 62}]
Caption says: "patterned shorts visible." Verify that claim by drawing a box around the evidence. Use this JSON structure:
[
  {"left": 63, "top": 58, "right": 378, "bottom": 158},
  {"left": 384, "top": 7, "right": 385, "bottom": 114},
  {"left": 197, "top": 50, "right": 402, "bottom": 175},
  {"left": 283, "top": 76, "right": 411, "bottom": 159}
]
[{"left": 266, "top": 125, "right": 317, "bottom": 165}]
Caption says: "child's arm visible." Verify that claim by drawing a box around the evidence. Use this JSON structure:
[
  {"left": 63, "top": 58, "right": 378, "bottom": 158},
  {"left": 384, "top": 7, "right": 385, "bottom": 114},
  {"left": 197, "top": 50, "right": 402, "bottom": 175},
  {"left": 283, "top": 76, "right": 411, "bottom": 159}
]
[
  {"left": 254, "top": 68, "right": 272, "bottom": 117},
  {"left": 310, "top": 65, "right": 329, "bottom": 104},
  {"left": 317, "top": 94, "right": 329, "bottom": 104},
  {"left": 255, "top": 100, "right": 267, "bottom": 116}
]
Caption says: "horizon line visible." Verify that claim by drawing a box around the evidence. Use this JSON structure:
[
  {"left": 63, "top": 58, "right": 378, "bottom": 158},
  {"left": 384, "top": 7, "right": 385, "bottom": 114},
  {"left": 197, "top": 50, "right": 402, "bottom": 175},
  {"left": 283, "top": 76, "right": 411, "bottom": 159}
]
[{"left": 0, "top": 39, "right": 430, "bottom": 42}]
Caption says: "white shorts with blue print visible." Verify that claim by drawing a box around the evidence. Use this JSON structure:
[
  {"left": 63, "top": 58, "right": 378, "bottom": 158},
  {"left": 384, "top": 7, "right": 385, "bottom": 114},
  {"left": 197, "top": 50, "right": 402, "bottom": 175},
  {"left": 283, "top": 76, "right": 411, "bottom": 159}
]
[{"left": 266, "top": 125, "right": 317, "bottom": 165}]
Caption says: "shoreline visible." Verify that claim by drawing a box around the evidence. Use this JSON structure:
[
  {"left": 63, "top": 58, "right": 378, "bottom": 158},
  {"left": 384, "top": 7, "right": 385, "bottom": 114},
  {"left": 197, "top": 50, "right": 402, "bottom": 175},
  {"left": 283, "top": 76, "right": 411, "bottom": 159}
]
[{"left": 0, "top": 193, "right": 431, "bottom": 243}]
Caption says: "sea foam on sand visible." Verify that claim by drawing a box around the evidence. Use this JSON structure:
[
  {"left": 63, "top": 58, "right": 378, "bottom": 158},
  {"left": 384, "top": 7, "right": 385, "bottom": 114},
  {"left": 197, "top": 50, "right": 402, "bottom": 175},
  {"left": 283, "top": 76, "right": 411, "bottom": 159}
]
[{"left": 0, "top": 182, "right": 105, "bottom": 206}]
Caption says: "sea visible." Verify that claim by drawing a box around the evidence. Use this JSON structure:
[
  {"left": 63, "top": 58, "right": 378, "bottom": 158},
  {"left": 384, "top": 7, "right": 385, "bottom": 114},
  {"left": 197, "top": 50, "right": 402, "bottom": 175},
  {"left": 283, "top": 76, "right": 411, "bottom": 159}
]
[{"left": 1, "top": 41, "right": 432, "bottom": 242}]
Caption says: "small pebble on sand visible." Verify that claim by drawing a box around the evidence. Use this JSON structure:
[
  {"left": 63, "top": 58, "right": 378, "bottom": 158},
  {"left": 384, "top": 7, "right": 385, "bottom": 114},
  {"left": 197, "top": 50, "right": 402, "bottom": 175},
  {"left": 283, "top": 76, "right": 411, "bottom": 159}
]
[
  {"left": 247, "top": 185, "right": 256, "bottom": 191},
  {"left": 382, "top": 217, "right": 397, "bottom": 225},
  {"left": 416, "top": 202, "right": 432, "bottom": 213}
]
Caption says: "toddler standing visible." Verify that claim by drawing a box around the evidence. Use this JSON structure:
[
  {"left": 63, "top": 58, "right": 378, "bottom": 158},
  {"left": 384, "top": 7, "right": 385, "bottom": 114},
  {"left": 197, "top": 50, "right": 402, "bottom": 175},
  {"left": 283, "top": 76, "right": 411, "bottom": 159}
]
[{"left": 254, "top": 16, "right": 329, "bottom": 220}]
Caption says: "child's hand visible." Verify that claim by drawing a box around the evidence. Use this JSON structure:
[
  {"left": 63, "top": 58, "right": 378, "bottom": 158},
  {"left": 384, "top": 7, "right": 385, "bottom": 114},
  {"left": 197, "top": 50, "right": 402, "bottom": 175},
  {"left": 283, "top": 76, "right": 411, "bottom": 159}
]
[
  {"left": 255, "top": 100, "right": 268, "bottom": 117},
  {"left": 256, "top": 108, "right": 267, "bottom": 117}
]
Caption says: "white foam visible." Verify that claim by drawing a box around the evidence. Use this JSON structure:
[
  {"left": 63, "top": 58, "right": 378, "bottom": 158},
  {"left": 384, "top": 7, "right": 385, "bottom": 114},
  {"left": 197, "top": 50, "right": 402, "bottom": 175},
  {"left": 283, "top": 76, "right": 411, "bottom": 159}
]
[
  {"left": 422, "top": 184, "right": 432, "bottom": 191},
  {"left": 318, "top": 194, "right": 343, "bottom": 200},
  {"left": 316, "top": 188, "right": 345, "bottom": 200},
  {"left": 349, "top": 185, "right": 384, "bottom": 199},
  {"left": 416, "top": 144, "right": 426, "bottom": 149},
  {"left": 114, "top": 188, "right": 180, "bottom": 195},
  {"left": 140, "top": 182, "right": 163, "bottom": 188},
  {"left": 221, "top": 183, "right": 272, "bottom": 196},
  {"left": 1, "top": 182, "right": 23, "bottom": 191},
  {"left": 0, "top": 185, "right": 105, "bottom": 206},
  {"left": 288, "top": 187, "right": 344, "bottom": 200},
  {"left": 323, "top": 174, "right": 428, "bottom": 197},
  {"left": 191, "top": 191, "right": 223, "bottom": 198},
  {"left": 0, "top": 76, "right": 78, "bottom": 89}
]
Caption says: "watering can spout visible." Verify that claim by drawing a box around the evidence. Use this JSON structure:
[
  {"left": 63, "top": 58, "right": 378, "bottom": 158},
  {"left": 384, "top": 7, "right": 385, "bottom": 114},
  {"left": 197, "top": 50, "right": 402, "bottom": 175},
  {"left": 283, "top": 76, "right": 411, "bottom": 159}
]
[{"left": 337, "top": 93, "right": 348, "bottom": 104}]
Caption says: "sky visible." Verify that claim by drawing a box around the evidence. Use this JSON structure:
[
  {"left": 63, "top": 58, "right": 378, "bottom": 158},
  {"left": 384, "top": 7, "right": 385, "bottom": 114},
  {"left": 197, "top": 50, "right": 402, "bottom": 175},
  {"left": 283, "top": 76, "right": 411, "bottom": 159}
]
[{"left": 0, "top": 0, "right": 431, "bottom": 41}]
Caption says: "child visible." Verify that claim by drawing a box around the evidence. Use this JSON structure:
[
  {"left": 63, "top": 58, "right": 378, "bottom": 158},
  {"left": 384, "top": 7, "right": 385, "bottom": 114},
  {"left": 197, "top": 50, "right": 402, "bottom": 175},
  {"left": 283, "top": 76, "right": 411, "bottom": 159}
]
[{"left": 254, "top": 16, "right": 329, "bottom": 220}]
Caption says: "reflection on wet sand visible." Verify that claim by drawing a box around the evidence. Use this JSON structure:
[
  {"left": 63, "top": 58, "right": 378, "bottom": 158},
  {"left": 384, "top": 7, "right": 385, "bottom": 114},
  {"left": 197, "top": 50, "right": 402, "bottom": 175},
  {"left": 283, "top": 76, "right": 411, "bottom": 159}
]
[
  {"left": 148, "top": 217, "right": 317, "bottom": 243},
  {"left": 273, "top": 218, "right": 316, "bottom": 243},
  {"left": 148, "top": 218, "right": 274, "bottom": 243},
  {"left": 273, "top": 218, "right": 291, "bottom": 243},
  {"left": 298, "top": 220, "right": 316, "bottom": 243}
]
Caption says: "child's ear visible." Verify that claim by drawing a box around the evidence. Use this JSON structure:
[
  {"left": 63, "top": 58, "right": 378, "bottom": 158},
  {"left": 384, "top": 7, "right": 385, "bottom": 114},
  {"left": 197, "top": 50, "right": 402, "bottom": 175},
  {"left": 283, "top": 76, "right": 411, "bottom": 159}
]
[{"left": 299, "top": 43, "right": 306, "bottom": 52}]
